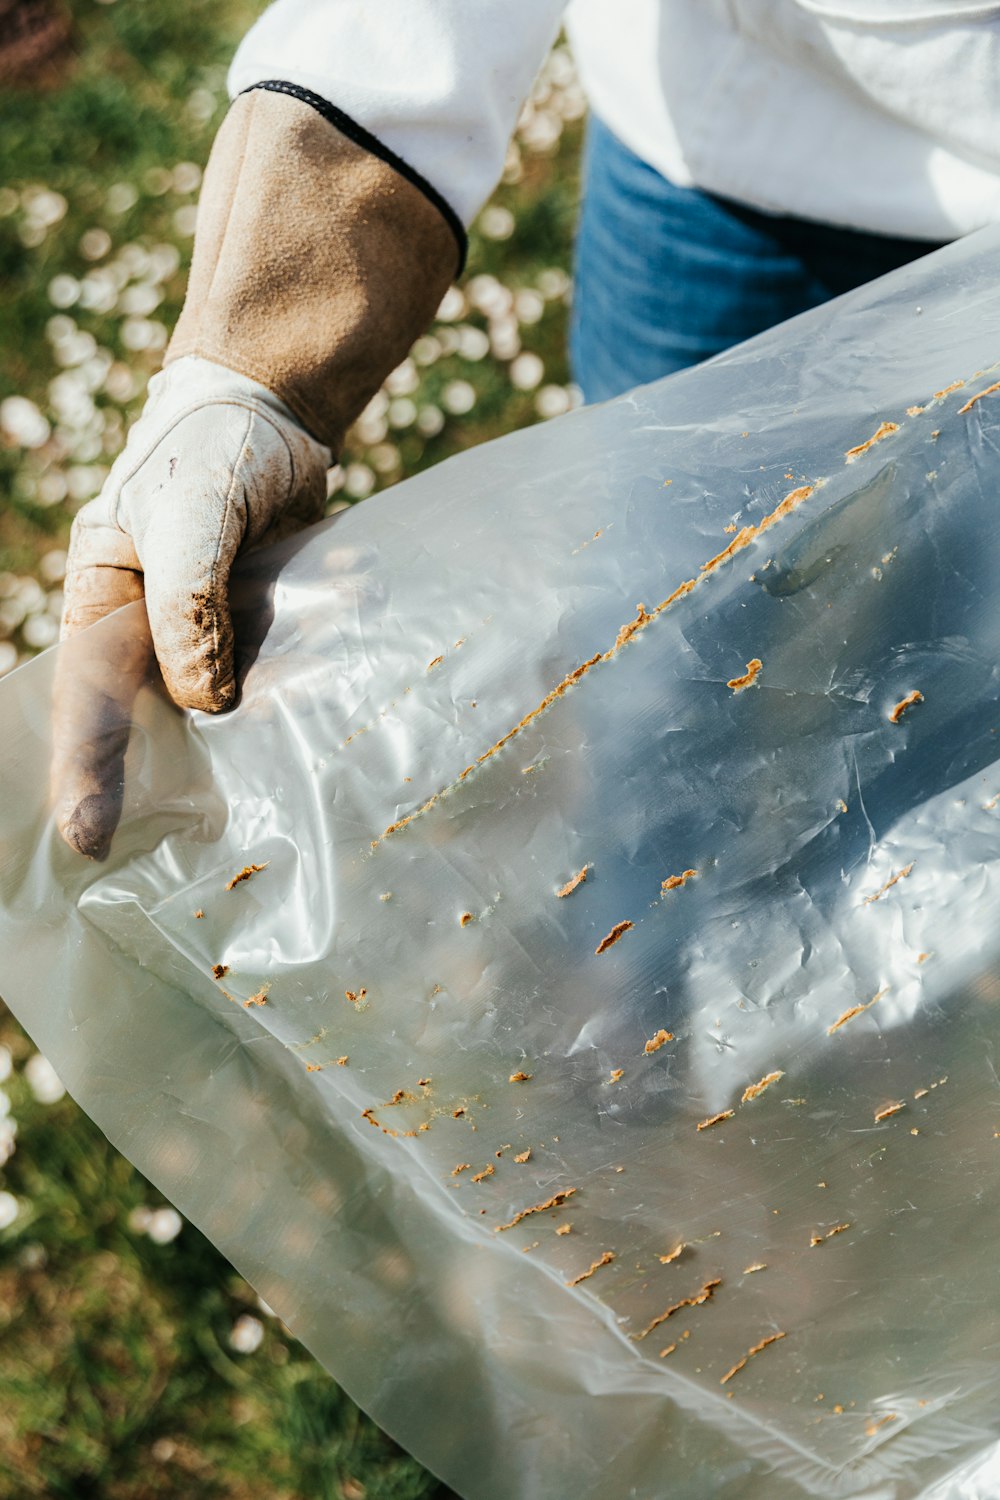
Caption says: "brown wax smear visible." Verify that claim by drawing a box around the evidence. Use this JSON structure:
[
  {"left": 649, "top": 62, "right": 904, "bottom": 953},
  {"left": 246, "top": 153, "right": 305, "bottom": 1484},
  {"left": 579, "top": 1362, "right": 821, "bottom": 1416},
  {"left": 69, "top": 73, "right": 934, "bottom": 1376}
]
[
  {"left": 864, "top": 863, "right": 914, "bottom": 905},
  {"left": 344, "top": 987, "right": 368, "bottom": 1006},
  {"left": 194, "top": 909, "right": 204, "bottom": 919},
  {"left": 658, "top": 1244, "right": 685, "bottom": 1265},
  {"left": 836, "top": 799, "right": 848, "bottom": 814},
  {"left": 514, "top": 1149, "right": 531, "bottom": 1163},
  {"left": 557, "top": 865, "right": 590, "bottom": 898},
  {"left": 451, "top": 1163, "right": 471, "bottom": 1176},
  {"left": 211, "top": 964, "right": 229, "bottom": 980},
  {"left": 508, "top": 1071, "right": 532, "bottom": 1083},
  {"left": 226, "top": 862, "right": 268, "bottom": 890},
  {"left": 608, "top": 1068, "right": 624, "bottom": 1083},
  {"left": 459, "top": 911, "right": 474, "bottom": 927},
  {"left": 370, "top": 483, "right": 818, "bottom": 849},
  {"left": 934, "top": 380, "right": 965, "bottom": 399},
  {"left": 659, "top": 1343, "right": 677, "bottom": 1358},
  {"left": 555, "top": 1223, "right": 572, "bottom": 1236},
  {"left": 243, "top": 986, "right": 269, "bottom": 1008},
  {"left": 632, "top": 1278, "right": 722, "bottom": 1341},
  {"left": 336, "top": 1056, "right": 349, "bottom": 1066},
  {"left": 719, "top": 1331, "right": 786, "bottom": 1384},
  {"left": 596, "top": 920, "right": 634, "bottom": 955},
  {"left": 727, "top": 658, "right": 762, "bottom": 692},
  {"left": 959, "top": 380, "right": 1000, "bottom": 413},
  {"left": 741, "top": 1070, "right": 784, "bottom": 1103},
  {"left": 810, "top": 1222, "right": 851, "bottom": 1246},
  {"left": 723, "top": 524, "right": 738, "bottom": 534},
  {"left": 427, "top": 655, "right": 444, "bottom": 671},
  {"left": 889, "top": 689, "right": 923, "bottom": 724},
  {"left": 384, "top": 1089, "right": 417, "bottom": 1106},
  {"left": 865, "top": 1413, "right": 898, "bottom": 1438},
  {"left": 827, "top": 986, "right": 888, "bottom": 1035},
  {"left": 743, "top": 1263, "right": 767, "bottom": 1275},
  {"left": 661, "top": 868, "right": 696, "bottom": 893},
  {"left": 906, "top": 405, "right": 925, "bottom": 417},
  {"left": 644, "top": 1029, "right": 674, "bottom": 1055},
  {"left": 845, "top": 422, "right": 898, "bottom": 461},
  {"left": 875, "top": 1101, "right": 906, "bottom": 1122},
  {"left": 565, "top": 1251, "right": 615, "bottom": 1288},
  {"left": 571, "top": 526, "right": 610, "bottom": 556},
  {"left": 697, "top": 1110, "right": 735, "bottom": 1131},
  {"left": 471, "top": 1165, "right": 494, "bottom": 1183},
  {"left": 494, "top": 1188, "right": 577, "bottom": 1232}
]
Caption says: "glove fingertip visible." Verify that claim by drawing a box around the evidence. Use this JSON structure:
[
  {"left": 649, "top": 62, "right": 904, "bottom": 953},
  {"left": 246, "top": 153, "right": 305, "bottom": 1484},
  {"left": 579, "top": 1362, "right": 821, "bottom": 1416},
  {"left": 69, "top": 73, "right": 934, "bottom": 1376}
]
[{"left": 57, "top": 793, "right": 117, "bottom": 862}]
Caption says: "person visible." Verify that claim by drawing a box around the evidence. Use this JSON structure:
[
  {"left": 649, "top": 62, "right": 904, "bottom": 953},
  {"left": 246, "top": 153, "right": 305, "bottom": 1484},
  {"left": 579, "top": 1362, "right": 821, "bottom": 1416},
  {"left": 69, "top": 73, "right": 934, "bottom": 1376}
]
[{"left": 55, "top": 0, "right": 1000, "bottom": 857}]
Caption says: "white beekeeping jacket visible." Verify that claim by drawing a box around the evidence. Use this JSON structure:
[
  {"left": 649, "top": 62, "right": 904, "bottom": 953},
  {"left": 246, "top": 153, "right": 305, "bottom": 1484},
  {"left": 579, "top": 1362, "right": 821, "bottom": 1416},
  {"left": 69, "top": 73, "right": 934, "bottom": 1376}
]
[{"left": 229, "top": 0, "right": 1000, "bottom": 244}]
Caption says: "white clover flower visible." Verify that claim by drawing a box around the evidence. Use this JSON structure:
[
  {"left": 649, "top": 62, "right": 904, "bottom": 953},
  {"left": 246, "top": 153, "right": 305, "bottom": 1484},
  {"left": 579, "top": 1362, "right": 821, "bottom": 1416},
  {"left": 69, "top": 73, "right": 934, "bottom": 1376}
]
[
  {"left": 25, "top": 1052, "right": 66, "bottom": 1104},
  {"left": 344, "top": 463, "right": 376, "bottom": 499},
  {"left": 103, "top": 362, "right": 135, "bottom": 403},
  {"left": 127, "top": 1205, "right": 152, "bottom": 1234},
  {"left": 186, "top": 88, "right": 216, "bottom": 124},
  {"left": 435, "top": 327, "right": 459, "bottom": 357},
  {"left": 0, "top": 1192, "right": 19, "bottom": 1231},
  {"left": 65, "top": 465, "right": 107, "bottom": 503},
  {"left": 369, "top": 442, "right": 400, "bottom": 475},
  {"left": 45, "top": 589, "right": 64, "bottom": 619},
  {"left": 148, "top": 243, "right": 181, "bottom": 282},
  {"left": 326, "top": 466, "right": 345, "bottom": 497},
  {"left": 514, "top": 289, "right": 545, "bottom": 326},
  {"left": 416, "top": 405, "right": 445, "bottom": 438},
  {"left": 147, "top": 1207, "right": 183, "bottom": 1244},
  {"left": 172, "top": 205, "right": 198, "bottom": 237},
  {"left": 412, "top": 337, "right": 440, "bottom": 369},
  {"left": 143, "top": 166, "right": 173, "bottom": 197},
  {"left": 79, "top": 270, "right": 118, "bottom": 315},
  {"left": 119, "top": 282, "right": 161, "bottom": 317},
  {"left": 229, "top": 1314, "right": 264, "bottom": 1354},
  {"left": 535, "top": 385, "right": 572, "bottom": 419},
  {"left": 0, "top": 397, "right": 50, "bottom": 449},
  {"left": 79, "top": 227, "right": 112, "bottom": 261},
  {"left": 442, "top": 380, "right": 476, "bottom": 416},
  {"left": 106, "top": 182, "right": 138, "bottom": 216},
  {"left": 22, "top": 614, "right": 58, "bottom": 650},
  {"left": 489, "top": 317, "right": 520, "bottom": 361},
  {"left": 0, "top": 1046, "right": 12, "bottom": 1083},
  {"left": 384, "top": 358, "right": 419, "bottom": 396},
  {"left": 435, "top": 286, "right": 465, "bottom": 322},
  {"left": 510, "top": 352, "right": 544, "bottom": 391},
  {"left": 0, "top": 642, "right": 15, "bottom": 677},
  {"left": 54, "top": 330, "right": 98, "bottom": 369},
  {"left": 40, "top": 549, "right": 67, "bottom": 583},
  {"left": 0, "top": 1117, "right": 18, "bottom": 1166},
  {"left": 456, "top": 326, "right": 489, "bottom": 361},
  {"left": 121, "top": 317, "right": 156, "bottom": 352},
  {"left": 117, "top": 242, "right": 150, "bottom": 277},
  {"left": 0, "top": 1091, "right": 10, "bottom": 1118},
  {"left": 36, "top": 473, "right": 68, "bottom": 508},
  {"left": 172, "top": 162, "right": 202, "bottom": 194},
  {"left": 388, "top": 397, "right": 416, "bottom": 430},
  {"left": 466, "top": 274, "right": 512, "bottom": 318},
  {"left": 537, "top": 268, "right": 570, "bottom": 301},
  {"left": 46, "top": 313, "right": 77, "bottom": 344},
  {"left": 479, "top": 205, "right": 515, "bottom": 241},
  {"left": 48, "top": 275, "right": 80, "bottom": 310},
  {"left": 23, "top": 188, "right": 68, "bottom": 227}
]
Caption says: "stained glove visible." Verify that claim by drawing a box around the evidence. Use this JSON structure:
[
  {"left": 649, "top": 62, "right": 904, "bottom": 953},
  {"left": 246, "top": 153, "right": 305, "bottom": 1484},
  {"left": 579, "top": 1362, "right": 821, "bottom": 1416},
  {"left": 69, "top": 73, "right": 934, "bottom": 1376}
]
[{"left": 54, "top": 86, "right": 462, "bottom": 860}]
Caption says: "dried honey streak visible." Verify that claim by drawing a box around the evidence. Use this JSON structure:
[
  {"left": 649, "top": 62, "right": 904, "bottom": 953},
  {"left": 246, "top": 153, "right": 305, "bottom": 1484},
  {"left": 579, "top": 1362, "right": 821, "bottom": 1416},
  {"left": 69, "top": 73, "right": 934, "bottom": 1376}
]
[
  {"left": 608, "top": 1068, "right": 624, "bottom": 1083},
  {"left": 845, "top": 422, "right": 898, "bottom": 462},
  {"left": 810, "top": 1222, "right": 851, "bottom": 1247},
  {"left": 596, "top": 920, "right": 634, "bottom": 955},
  {"left": 557, "top": 865, "right": 590, "bottom": 898},
  {"left": 508, "top": 1071, "right": 532, "bottom": 1083},
  {"left": 494, "top": 1187, "right": 577, "bottom": 1233},
  {"left": 370, "top": 483, "right": 817, "bottom": 850},
  {"left": 934, "top": 380, "right": 965, "bottom": 400},
  {"left": 720, "top": 1331, "right": 786, "bottom": 1385},
  {"left": 864, "top": 863, "right": 914, "bottom": 904},
  {"left": 874, "top": 1101, "right": 906, "bottom": 1122},
  {"left": 658, "top": 1244, "right": 685, "bottom": 1265},
  {"left": 226, "top": 862, "right": 268, "bottom": 890},
  {"left": 727, "top": 658, "right": 762, "bottom": 693},
  {"left": 959, "top": 380, "right": 1000, "bottom": 414},
  {"left": 565, "top": 1250, "right": 615, "bottom": 1287},
  {"left": 644, "top": 1029, "right": 674, "bottom": 1055},
  {"left": 889, "top": 690, "right": 923, "bottom": 724},
  {"left": 827, "top": 986, "right": 887, "bottom": 1035},
  {"left": 633, "top": 1278, "right": 722, "bottom": 1341},
  {"left": 697, "top": 1110, "right": 735, "bottom": 1131},
  {"left": 741, "top": 1070, "right": 784, "bottom": 1103},
  {"left": 661, "top": 868, "right": 696, "bottom": 893},
  {"left": 243, "top": 985, "right": 268, "bottom": 1008}
]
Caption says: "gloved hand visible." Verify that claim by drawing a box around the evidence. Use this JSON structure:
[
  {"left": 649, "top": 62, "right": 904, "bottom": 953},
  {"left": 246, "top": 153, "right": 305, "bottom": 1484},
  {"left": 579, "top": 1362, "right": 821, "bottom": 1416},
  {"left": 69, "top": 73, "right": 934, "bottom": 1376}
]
[{"left": 53, "top": 85, "right": 462, "bottom": 860}]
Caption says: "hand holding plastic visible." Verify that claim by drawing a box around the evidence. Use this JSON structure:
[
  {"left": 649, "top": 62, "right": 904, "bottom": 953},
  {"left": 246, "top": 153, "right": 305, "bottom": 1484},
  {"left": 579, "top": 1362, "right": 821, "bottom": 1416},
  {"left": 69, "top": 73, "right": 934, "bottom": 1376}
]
[{"left": 54, "top": 354, "right": 330, "bottom": 858}]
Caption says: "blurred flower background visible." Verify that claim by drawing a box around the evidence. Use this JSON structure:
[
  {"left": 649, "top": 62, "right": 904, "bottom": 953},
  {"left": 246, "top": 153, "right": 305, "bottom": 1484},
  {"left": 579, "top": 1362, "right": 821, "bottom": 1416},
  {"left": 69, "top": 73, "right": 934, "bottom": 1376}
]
[{"left": 0, "top": 2, "right": 582, "bottom": 1495}]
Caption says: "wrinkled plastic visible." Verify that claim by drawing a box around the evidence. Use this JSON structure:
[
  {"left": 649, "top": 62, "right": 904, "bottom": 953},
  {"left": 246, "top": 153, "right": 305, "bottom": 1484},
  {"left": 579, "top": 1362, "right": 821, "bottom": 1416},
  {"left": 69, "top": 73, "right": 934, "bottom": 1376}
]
[{"left": 4, "top": 228, "right": 1000, "bottom": 1499}]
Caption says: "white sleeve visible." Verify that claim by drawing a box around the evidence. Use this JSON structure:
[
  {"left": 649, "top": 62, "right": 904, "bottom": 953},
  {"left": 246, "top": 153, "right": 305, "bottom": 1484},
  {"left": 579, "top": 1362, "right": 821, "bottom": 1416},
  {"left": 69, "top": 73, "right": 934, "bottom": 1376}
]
[{"left": 227, "top": 0, "right": 568, "bottom": 230}]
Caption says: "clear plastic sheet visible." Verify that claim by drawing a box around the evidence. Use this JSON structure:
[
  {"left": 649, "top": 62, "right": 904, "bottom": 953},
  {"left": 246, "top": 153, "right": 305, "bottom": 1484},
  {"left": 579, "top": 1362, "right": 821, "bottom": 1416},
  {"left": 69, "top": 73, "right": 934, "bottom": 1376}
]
[{"left": 4, "top": 227, "right": 1000, "bottom": 1498}]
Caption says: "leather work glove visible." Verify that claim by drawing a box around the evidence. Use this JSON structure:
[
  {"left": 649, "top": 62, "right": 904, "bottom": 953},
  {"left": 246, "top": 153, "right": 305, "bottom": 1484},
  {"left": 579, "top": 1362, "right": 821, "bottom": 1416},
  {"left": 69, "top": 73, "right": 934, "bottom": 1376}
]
[{"left": 53, "top": 86, "right": 462, "bottom": 860}]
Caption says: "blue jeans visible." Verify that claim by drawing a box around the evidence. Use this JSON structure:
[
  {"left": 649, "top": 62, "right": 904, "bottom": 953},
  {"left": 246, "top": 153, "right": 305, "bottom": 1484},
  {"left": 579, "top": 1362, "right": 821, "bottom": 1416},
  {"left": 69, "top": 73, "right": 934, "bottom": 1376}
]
[{"left": 570, "top": 113, "right": 947, "bottom": 403}]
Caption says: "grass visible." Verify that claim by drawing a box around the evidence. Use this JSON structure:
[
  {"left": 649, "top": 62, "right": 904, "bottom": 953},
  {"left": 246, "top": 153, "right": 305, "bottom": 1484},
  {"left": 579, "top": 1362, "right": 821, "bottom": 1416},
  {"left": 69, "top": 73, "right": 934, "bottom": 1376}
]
[{"left": 0, "top": 1, "right": 582, "bottom": 1493}]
